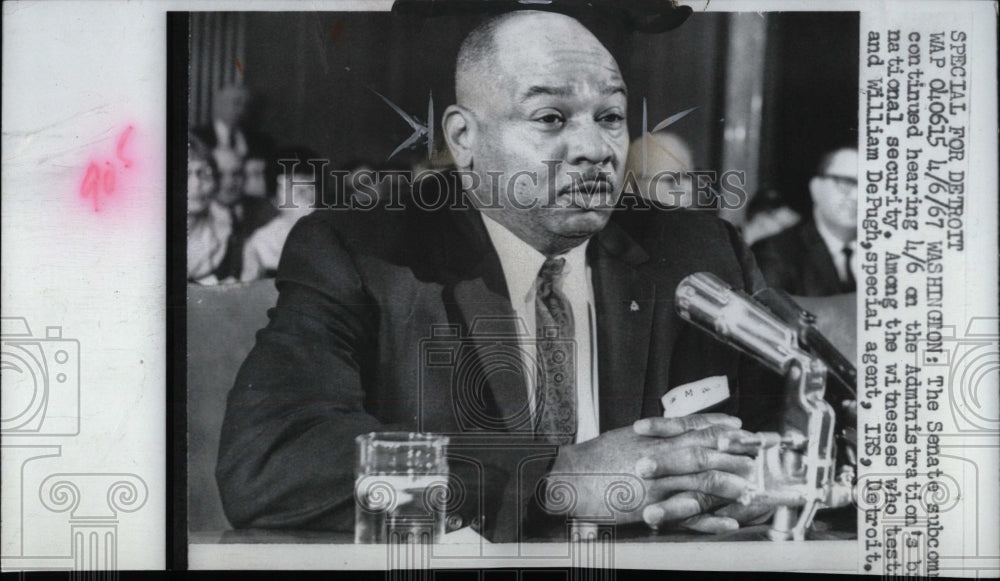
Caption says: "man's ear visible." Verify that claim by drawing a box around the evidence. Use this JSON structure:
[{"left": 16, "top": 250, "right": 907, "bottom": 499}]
[
  {"left": 442, "top": 105, "right": 476, "bottom": 169},
  {"left": 808, "top": 175, "right": 822, "bottom": 203}
]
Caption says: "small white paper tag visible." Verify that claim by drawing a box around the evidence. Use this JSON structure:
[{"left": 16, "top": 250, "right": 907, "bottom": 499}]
[{"left": 661, "top": 375, "right": 731, "bottom": 418}]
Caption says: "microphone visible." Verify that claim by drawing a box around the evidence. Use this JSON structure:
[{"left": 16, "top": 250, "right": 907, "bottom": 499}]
[
  {"left": 674, "top": 272, "right": 804, "bottom": 376},
  {"left": 675, "top": 272, "right": 857, "bottom": 399},
  {"left": 751, "top": 287, "right": 857, "bottom": 400},
  {"left": 675, "top": 271, "right": 858, "bottom": 472},
  {"left": 676, "top": 272, "right": 856, "bottom": 541}
]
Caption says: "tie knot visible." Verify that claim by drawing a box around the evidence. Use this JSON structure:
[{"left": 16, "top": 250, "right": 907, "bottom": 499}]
[
  {"left": 842, "top": 245, "right": 853, "bottom": 258},
  {"left": 538, "top": 257, "right": 567, "bottom": 283}
]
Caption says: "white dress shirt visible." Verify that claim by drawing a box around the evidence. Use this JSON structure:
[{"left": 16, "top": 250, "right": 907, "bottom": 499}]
[
  {"left": 814, "top": 213, "right": 858, "bottom": 285},
  {"left": 187, "top": 201, "right": 233, "bottom": 285},
  {"left": 481, "top": 215, "right": 600, "bottom": 443}
]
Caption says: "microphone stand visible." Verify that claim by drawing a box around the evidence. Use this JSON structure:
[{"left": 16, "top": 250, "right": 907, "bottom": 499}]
[{"left": 675, "top": 272, "right": 855, "bottom": 541}]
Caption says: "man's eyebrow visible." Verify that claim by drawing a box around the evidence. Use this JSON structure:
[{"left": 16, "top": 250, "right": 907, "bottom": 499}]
[
  {"left": 518, "top": 83, "right": 628, "bottom": 101},
  {"left": 519, "top": 85, "right": 572, "bottom": 101},
  {"left": 603, "top": 84, "right": 628, "bottom": 97}
]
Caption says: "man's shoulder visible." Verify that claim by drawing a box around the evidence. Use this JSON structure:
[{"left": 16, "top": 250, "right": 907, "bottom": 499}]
[
  {"left": 613, "top": 208, "right": 741, "bottom": 257},
  {"left": 608, "top": 208, "right": 762, "bottom": 293},
  {"left": 248, "top": 213, "right": 294, "bottom": 242},
  {"left": 750, "top": 218, "right": 813, "bottom": 256},
  {"left": 286, "top": 203, "right": 429, "bottom": 257}
]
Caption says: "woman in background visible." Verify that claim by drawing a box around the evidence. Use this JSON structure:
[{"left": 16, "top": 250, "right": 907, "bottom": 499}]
[{"left": 187, "top": 138, "right": 233, "bottom": 284}]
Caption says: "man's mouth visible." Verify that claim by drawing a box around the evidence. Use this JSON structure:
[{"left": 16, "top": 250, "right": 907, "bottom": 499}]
[{"left": 557, "top": 181, "right": 616, "bottom": 210}]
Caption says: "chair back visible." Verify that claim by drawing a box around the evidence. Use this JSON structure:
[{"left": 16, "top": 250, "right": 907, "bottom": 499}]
[{"left": 187, "top": 280, "right": 278, "bottom": 532}]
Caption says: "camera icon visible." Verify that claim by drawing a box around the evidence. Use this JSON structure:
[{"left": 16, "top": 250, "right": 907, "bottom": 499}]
[
  {"left": 419, "top": 316, "right": 575, "bottom": 434},
  {"left": 911, "top": 317, "right": 998, "bottom": 433},
  {"left": 1, "top": 317, "right": 80, "bottom": 435}
]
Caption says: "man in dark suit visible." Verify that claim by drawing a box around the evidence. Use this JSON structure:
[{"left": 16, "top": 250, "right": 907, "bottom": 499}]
[
  {"left": 209, "top": 148, "right": 279, "bottom": 282},
  {"left": 217, "top": 10, "right": 779, "bottom": 542},
  {"left": 751, "top": 146, "right": 859, "bottom": 296}
]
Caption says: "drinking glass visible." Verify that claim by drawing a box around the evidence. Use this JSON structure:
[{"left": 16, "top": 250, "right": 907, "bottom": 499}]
[{"left": 354, "top": 432, "right": 450, "bottom": 544}]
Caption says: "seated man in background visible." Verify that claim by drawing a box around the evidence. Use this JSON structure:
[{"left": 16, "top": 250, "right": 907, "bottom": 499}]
[
  {"left": 210, "top": 148, "right": 279, "bottom": 283},
  {"left": 241, "top": 148, "right": 321, "bottom": 282},
  {"left": 218, "top": 9, "right": 781, "bottom": 542},
  {"left": 242, "top": 156, "right": 270, "bottom": 199},
  {"left": 751, "top": 145, "right": 858, "bottom": 296}
]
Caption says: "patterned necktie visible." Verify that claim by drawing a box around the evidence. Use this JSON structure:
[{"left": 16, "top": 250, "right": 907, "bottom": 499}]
[
  {"left": 841, "top": 245, "right": 856, "bottom": 293},
  {"left": 534, "top": 257, "right": 576, "bottom": 444}
]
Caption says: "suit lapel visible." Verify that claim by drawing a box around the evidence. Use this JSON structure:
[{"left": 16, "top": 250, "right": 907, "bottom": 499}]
[
  {"left": 591, "top": 221, "right": 655, "bottom": 432},
  {"left": 438, "top": 205, "right": 657, "bottom": 435},
  {"left": 450, "top": 276, "right": 534, "bottom": 433},
  {"left": 441, "top": 206, "right": 533, "bottom": 434},
  {"left": 801, "top": 220, "right": 843, "bottom": 294}
]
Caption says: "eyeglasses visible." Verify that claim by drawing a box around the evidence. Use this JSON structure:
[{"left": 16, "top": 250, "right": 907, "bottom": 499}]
[{"left": 817, "top": 174, "right": 858, "bottom": 193}]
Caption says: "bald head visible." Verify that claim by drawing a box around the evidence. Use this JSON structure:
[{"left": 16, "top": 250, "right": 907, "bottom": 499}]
[
  {"left": 626, "top": 131, "right": 693, "bottom": 177},
  {"left": 454, "top": 12, "right": 511, "bottom": 105},
  {"left": 455, "top": 11, "right": 620, "bottom": 110}
]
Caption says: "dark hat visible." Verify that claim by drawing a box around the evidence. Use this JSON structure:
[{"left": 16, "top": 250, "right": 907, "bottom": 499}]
[{"left": 391, "top": 0, "right": 692, "bottom": 33}]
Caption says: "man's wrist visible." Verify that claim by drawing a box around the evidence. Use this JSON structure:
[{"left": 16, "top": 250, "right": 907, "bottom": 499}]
[
  {"left": 538, "top": 444, "right": 578, "bottom": 514},
  {"left": 525, "top": 445, "right": 571, "bottom": 538}
]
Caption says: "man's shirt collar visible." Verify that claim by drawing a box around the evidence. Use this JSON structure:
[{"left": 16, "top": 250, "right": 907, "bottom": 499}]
[
  {"left": 481, "top": 213, "right": 589, "bottom": 305},
  {"left": 813, "top": 211, "right": 855, "bottom": 255}
]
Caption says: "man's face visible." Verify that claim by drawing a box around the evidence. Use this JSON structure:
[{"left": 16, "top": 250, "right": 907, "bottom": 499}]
[
  {"left": 187, "top": 157, "right": 216, "bottom": 214},
  {"left": 213, "top": 149, "right": 246, "bottom": 207},
  {"left": 464, "top": 15, "right": 629, "bottom": 253},
  {"left": 810, "top": 148, "right": 858, "bottom": 236},
  {"left": 243, "top": 158, "right": 268, "bottom": 198}
]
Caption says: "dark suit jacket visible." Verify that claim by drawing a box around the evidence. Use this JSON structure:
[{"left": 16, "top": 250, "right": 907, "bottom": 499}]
[
  {"left": 213, "top": 197, "right": 279, "bottom": 280},
  {"left": 191, "top": 122, "right": 274, "bottom": 159},
  {"left": 216, "top": 196, "right": 780, "bottom": 542},
  {"left": 751, "top": 219, "right": 850, "bottom": 297}
]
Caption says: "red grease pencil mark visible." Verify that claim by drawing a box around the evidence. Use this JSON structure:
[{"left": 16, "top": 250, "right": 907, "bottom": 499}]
[
  {"left": 236, "top": 58, "right": 244, "bottom": 76},
  {"left": 116, "top": 125, "right": 134, "bottom": 168},
  {"left": 80, "top": 125, "right": 135, "bottom": 212}
]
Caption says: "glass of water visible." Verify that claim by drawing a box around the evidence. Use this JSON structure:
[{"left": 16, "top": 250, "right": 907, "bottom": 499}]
[{"left": 354, "top": 432, "right": 450, "bottom": 544}]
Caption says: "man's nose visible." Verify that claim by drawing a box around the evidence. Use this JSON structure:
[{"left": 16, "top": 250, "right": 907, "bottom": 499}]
[{"left": 565, "top": 120, "right": 615, "bottom": 167}]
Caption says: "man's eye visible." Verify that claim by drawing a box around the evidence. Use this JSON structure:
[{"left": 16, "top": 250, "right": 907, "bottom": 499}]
[
  {"left": 535, "top": 113, "right": 565, "bottom": 126},
  {"left": 599, "top": 113, "right": 625, "bottom": 125}
]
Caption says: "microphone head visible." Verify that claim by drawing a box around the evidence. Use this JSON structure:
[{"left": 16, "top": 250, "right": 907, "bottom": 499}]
[{"left": 675, "top": 272, "right": 800, "bottom": 374}]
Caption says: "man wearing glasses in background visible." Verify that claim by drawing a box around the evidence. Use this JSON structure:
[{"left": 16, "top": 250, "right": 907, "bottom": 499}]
[{"left": 752, "top": 145, "right": 859, "bottom": 297}]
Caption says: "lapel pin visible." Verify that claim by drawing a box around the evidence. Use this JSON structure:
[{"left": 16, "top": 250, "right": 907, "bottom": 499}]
[{"left": 630, "top": 300, "right": 640, "bottom": 312}]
